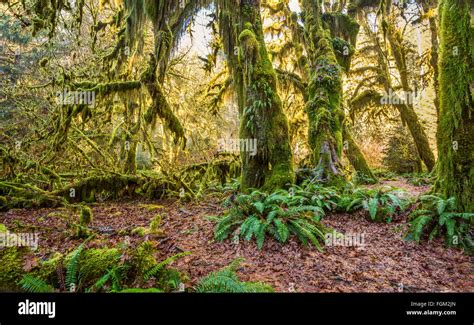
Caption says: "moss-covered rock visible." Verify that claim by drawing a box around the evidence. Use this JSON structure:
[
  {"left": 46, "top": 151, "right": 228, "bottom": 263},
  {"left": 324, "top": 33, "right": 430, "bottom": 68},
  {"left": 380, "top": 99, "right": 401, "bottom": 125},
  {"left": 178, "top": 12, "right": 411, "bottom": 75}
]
[
  {"left": 64, "top": 247, "right": 120, "bottom": 287},
  {"left": 80, "top": 205, "right": 93, "bottom": 225},
  {"left": 148, "top": 214, "right": 163, "bottom": 236},
  {"left": 126, "top": 241, "right": 156, "bottom": 279},
  {"left": 0, "top": 247, "right": 26, "bottom": 291},
  {"left": 30, "top": 252, "right": 63, "bottom": 286},
  {"left": 0, "top": 224, "right": 30, "bottom": 291},
  {"left": 131, "top": 226, "right": 147, "bottom": 237}
]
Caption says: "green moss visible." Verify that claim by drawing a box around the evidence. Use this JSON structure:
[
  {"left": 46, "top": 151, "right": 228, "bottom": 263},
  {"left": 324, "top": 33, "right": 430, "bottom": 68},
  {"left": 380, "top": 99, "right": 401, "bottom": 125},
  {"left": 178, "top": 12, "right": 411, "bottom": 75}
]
[
  {"left": 148, "top": 214, "right": 163, "bottom": 235},
  {"left": 434, "top": 0, "right": 474, "bottom": 212},
  {"left": 127, "top": 241, "right": 156, "bottom": 278},
  {"left": 65, "top": 248, "right": 120, "bottom": 285},
  {"left": 142, "top": 55, "right": 186, "bottom": 145},
  {"left": 0, "top": 247, "right": 26, "bottom": 291},
  {"left": 80, "top": 205, "right": 93, "bottom": 225},
  {"left": 301, "top": 1, "right": 347, "bottom": 185},
  {"left": 131, "top": 227, "right": 147, "bottom": 237},
  {"left": 0, "top": 224, "right": 26, "bottom": 291},
  {"left": 236, "top": 5, "right": 295, "bottom": 192},
  {"left": 30, "top": 252, "right": 63, "bottom": 285}
]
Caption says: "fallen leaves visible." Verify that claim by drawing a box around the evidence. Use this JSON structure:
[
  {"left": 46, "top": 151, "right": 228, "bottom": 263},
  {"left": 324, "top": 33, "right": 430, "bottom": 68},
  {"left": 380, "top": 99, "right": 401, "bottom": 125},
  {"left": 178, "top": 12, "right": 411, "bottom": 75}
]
[{"left": 1, "top": 194, "right": 472, "bottom": 293}]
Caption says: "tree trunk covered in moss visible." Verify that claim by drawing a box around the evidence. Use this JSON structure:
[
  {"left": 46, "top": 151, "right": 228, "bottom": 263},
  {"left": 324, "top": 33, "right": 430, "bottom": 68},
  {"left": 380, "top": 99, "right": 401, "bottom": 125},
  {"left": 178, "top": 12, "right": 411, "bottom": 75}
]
[
  {"left": 324, "top": 6, "right": 376, "bottom": 182},
  {"left": 342, "top": 126, "right": 376, "bottom": 183},
  {"left": 434, "top": 0, "right": 474, "bottom": 212},
  {"left": 301, "top": 0, "right": 345, "bottom": 185},
  {"left": 218, "top": 0, "right": 294, "bottom": 191},
  {"left": 421, "top": 0, "right": 440, "bottom": 119},
  {"left": 363, "top": 15, "right": 434, "bottom": 172},
  {"left": 385, "top": 21, "right": 436, "bottom": 172}
]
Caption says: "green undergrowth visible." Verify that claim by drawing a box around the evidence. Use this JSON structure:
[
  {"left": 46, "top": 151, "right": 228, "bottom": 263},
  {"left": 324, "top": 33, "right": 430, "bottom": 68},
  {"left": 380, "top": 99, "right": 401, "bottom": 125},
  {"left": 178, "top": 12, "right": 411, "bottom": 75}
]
[
  {"left": 337, "top": 186, "right": 412, "bottom": 223},
  {"left": 406, "top": 195, "right": 474, "bottom": 252},
  {"left": 16, "top": 238, "right": 190, "bottom": 293},
  {"left": 195, "top": 258, "right": 273, "bottom": 293},
  {"left": 213, "top": 181, "right": 338, "bottom": 251},
  {"left": 212, "top": 181, "right": 414, "bottom": 249}
]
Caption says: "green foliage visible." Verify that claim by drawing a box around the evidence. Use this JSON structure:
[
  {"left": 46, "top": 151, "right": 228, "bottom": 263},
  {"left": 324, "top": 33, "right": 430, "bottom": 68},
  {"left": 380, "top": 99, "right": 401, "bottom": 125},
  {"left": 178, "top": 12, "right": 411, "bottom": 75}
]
[
  {"left": 337, "top": 187, "right": 410, "bottom": 222},
  {"left": 404, "top": 173, "right": 433, "bottom": 186},
  {"left": 115, "top": 288, "right": 164, "bottom": 293},
  {"left": 0, "top": 246, "right": 27, "bottom": 291},
  {"left": 80, "top": 205, "right": 93, "bottom": 225},
  {"left": 77, "top": 205, "right": 93, "bottom": 238},
  {"left": 143, "top": 252, "right": 191, "bottom": 281},
  {"left": 19, "top": 239, "right": 189, "bottom": 293},
  {"left": 383, "top": 125, "right": 422, "bottom": 173},
  {"left": 406, "top": 195, "right": 474, "bottom": 250},
  {"left": 65, "top": 238, "right": 89, "bottom": 291},
  {"left": 19, "top": 275, "right": 54, "bottom": 293},
  {"left": 214, "top": 182, "right": 335, "bottom": 250},
  {"left": 195, "top": 259, "right": 273, "bottom": 293}
]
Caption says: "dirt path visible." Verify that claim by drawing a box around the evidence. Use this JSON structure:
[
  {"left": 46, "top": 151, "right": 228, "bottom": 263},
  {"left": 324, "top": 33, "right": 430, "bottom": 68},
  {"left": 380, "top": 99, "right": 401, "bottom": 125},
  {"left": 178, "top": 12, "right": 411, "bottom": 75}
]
[
  {"left": 1, "top": 190, "right": 472, "bottom": 292},
  {"left": 366, "top": 177, "right": 431, "bottom": 197}
]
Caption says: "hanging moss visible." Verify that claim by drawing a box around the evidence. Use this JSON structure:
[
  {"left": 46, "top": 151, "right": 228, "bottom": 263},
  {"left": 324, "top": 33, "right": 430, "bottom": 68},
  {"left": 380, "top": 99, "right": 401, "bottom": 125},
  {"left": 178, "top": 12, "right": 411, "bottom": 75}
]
[
  {"left": 72, "top": 80, "right": 142, "bottom": 95},
  {"left": 141, "top": 55, "right": 186, "bottom": 147},
  {"left": 321, "top": 12, "right": 360, "bottom": 46}
]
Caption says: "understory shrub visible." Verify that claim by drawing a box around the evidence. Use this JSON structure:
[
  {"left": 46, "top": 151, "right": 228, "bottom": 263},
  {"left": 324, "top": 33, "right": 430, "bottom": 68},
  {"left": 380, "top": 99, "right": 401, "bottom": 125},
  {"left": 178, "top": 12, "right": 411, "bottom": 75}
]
[
  {"left": 195, "top": 259, "right": 273, "bottom": 293},
  {"left": 406, "top": 195, "right": 474, "bottom": 251},
  {"left": 214, "top": 182, "right": 338, "bottom": 251},
  {"left": 337, "top": 186, "right": 411, "bottom": 222}
]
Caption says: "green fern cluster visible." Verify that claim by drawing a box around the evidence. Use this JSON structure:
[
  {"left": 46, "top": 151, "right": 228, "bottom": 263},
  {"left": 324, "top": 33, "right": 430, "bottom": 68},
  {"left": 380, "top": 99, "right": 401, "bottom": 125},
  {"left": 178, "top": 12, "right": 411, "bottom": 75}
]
[
  {"left": 406, "top": 195, "right": 473, "bottom": 250},
  {"left": 215, "top": 182, "right": 336, "bottom": 250},
  {"left": 19, "top": 239, "right": 189, "bottom": 293},
  {"left": 337, "top": 187, "right": 410, "bottom": 222},
  {"left": 195, "top": 259, "right": 273, "bottom": 293}
]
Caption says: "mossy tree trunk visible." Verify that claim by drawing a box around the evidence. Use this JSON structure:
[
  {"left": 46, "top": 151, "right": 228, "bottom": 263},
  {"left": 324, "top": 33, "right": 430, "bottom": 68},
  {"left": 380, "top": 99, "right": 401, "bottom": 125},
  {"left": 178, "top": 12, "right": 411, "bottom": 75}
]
[
  {"left": 434, "top": 0, "right": 474, "bottom": 212},
  {"left": 218, "top": 0, "right": 294, "bottom": 191},
  {"left": 342, "top": 126, "right": 376, "bottom": 182},
  {"left": 363, "top": 15, "right": 435, "bottom": 172},
  {"left": 385, "top": 19, "right": 436, "bottom": 172},
  {"left": 325, "top": 7, "right": 376, "bottom": 183},
  {"left": 301, "top": 0, "right": 345, "bottom": 185},
  {"left": 421, "top": 0, "right": 440, "bottom": 119}
]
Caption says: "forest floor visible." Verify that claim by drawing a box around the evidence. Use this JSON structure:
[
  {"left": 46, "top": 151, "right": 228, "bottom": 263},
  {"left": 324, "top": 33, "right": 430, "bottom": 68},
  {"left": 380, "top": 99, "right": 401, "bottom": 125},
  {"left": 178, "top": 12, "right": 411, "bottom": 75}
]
[{"left": 1, "top": 177, "right": 472, "bottom": 292}]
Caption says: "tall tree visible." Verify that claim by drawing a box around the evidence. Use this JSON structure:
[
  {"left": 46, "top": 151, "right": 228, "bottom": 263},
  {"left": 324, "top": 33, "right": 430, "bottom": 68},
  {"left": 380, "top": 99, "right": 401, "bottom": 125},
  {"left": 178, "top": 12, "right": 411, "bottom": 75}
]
[
  {"left": 434, "top": 0, "right": 474, "bottom": 212},
  {"left": 300, "top": 0, "right": 347, "bottom": 184},
  {"left": 217, "top": 0, "right": 294, "bottom": 191}
]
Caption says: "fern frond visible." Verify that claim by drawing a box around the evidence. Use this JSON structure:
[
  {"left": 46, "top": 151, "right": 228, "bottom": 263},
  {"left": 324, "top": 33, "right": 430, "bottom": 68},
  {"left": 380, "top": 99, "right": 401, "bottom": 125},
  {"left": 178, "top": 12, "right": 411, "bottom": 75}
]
[
  {"left": 273, "top": 218, "right": 289, "bottom": 243},
  {"left": 65, "top": 237, "right": 92, "bottom": 290},
  {"left": 143, "top": 252, "right": 191, "bottom": 280},
  {"left": 19, "top": 275, "right": 54, "bottom": 293}
]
